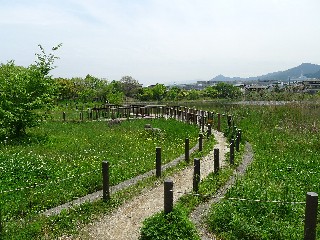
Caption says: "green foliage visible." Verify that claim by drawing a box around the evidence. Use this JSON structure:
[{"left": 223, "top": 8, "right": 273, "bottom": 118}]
[
  {"left": 152, "top": 84, "right": 167, "bottom": 101},
  {"left": 138, "top": 84, "right": 167, "bottom": 102},
  {"left": 105, "top": 80, "right": 124, "bottom": 104},
  {"left": 55, "top": 77, "right": 125, "bottom": 104},
  {"left": 204, "top": 86, "right": 218, "bottom": 99},
  {"left": 140, "top": 207, "right": 200, "bottom": 240},
  {"left": 119, "top": 75, "right": 142, "bottom": 98},
  {"left": 187, "top": 89, "right": 202, "bottom": 100},
  {"left": 138, "top": 87, "right": 154, "bottom": 101},
  {"left": 214, "top": 82, "right": 242, "bottom": 99},
  {"left": 166, "top": 86, "right": 182, "bottom": 101},
  {"left": 0, "top": 45, "right": 61, "bottom": 136},
  {"left": 0, "top": 117, "right": 199, "bottom": 238},
  {"left": 206, "top": 103, "right": 320, "bottom": 239}
]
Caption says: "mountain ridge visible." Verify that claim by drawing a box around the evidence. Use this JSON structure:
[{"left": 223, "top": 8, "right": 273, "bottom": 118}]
[{"left": 210, "top": 63, "right": 320, "bottom": 82}]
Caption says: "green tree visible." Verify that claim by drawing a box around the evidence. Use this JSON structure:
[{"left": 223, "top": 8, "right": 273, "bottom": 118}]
[
  {"left": 55, "top": 77, "right": 78, "bottom": 100},
  {"left": 166, "top": 86, "right": 181, "bottom": 101},
  {"left": 137, "top": 87, "right": 154, "bottom": 101},
  {"left": 119, "top": 75, "right": 142, "bottom": 98},
  {"left": 105, "top": 80, "right": 124, "bottom": 104},
  {"left": 0, "top": 44, "right": 61, "bottom": 136},
  {"left": 215, "top": 82, "right": 241, "bottom": 99},
  {"left": 152, "top": 83, "right": 167, "bottom": 101},
  {"left": 204, "top": 86, "right": 218, "bottom": 99},
  {"left": 187, "top": 89, "right": 201, "bottom": 100}
]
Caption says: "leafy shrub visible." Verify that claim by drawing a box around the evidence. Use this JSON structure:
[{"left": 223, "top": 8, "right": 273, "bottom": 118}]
[
  {"left": 0, "top": 44, "right": 60, "bottom": 137},
  {"left": 140, "top": 207, "right": 200, "bottom": 240}
]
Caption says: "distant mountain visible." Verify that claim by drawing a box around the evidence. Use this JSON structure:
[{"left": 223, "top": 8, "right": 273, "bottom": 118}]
[
  {"left": 305, "top": 69, "right": 320, "bottom": 78},
  {"left": 210, "top": 63, "right": 320, "bottom": 82}
]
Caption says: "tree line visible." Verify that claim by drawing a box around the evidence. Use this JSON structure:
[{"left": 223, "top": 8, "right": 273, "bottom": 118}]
[
  {"left": 0, "top": 45, "right": 314, "bottom": 137},
  {"left": 0, "top": 45, "right": 241, "bottom": 137},
  {"left": 55, "top": 76, "right": 242, "bottom": 103}
]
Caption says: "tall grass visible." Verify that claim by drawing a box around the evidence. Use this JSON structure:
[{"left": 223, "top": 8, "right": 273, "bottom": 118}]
[
  {"left": 0, "top": 117, "right": 199, "bottom": 238},
  {"left": 207, "top": 102, "right": 320, "bottom": 239}
]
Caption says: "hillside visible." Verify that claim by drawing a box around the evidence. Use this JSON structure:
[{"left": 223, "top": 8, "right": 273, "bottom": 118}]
[
  {"left": 210, "top": 63, "right": 320, "bottom": 81},
  {"left": 305, "top": 69, "right": 320, "bottom": 78}
]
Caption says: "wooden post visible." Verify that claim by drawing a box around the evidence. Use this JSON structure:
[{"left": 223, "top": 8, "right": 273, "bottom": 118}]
[
  {"left": 227, "top": 115, "right": 232, "bottom": 128},
  {"left": 214, "top": 148, "right": 220, "bottom": 173},
  {"left": 201, "top": 111, "right": 205, "bottom": 132},
  {"left": 156, "top": 147, "right": 161, "bottom": 177},
  {"left": 304, "top": 192, "right": 318, "bottom": 240},
  {"left": 236, "top": 135, "right": 240, "bottom": 152},
  {"left": 199, "top": 133, "right": 203, "bottom": 152},
  {"left": 237, "top": 129, "right": 242, "bottom": 142},
  {"left": 63, "top": 112, "right": 66, "bottom": 121},
  {"left": 207, "top": 124, "right": 212, "bottom": 138},
  {"left": 193, "top": 158, "right": 200, "bottom": 193},
  {"left": 185, "top": 138, "right": 190, "bottom": 162},
  {"left": 230, "top": 139, "right": 234, "bottom": 165},
  {"left": 217, "top": 113, "right": 221, "bottom": 131},
  {"left": 164, "top": 180, "right": 173, "bottom": 214},
  {"left": 102, "top": 161, "right": 110, "bottom": 201}
]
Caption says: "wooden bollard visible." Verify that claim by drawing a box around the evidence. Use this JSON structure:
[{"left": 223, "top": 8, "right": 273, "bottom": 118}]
[
  {"left": 214, "top": 148, "right": 220, "bottom": 173},
  {"left": 185, "top": 138, "right": 190, "bottom": 162},
  {"left": 230, "top": 139, "right": 235, "bottom": 165},
  {"left": 63, "top": 112, "right": 66, "bottom": 121},
  {"left": 201, "top": 111, "right": 205, "bottom": 132},
  {"left": 304, "top": 192, "right": 318, "bottom": 240},
  {"left": 227, "top": 115, "right": 232, "bottom": 128},
  {"left": 102, "top": 161, "right": 110, "bottom": 201},
  {"left": 207, "top": 124, "right": 212, "bottom": 138},
  {"left": 164, "top": 180, "right": 173, "bottom": 214},
  {"left": 236, "top": 135, "right": 240, "bottom": 152},
  {"left": 199, "top": 133, "right": 203, "bottom": 152},
  {"left": 217, "top": 113, "right": 221, "bottom": 131},
  {"left": 156, "top": 147, "right": 161, "bottom": 177},
  {"left": 193, "top": 158, "right": 200, "bottom": 193},
  {"left": 80, "top": 112, "right": 83, "bottom": 121},
  {"left": 237, "top": 129, "right": 242, "bottom": 142}
]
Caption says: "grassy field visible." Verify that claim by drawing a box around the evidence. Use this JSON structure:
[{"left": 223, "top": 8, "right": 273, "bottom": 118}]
[
  {"left": 3, "top": 101, "right": 319, "bottom": 239},
  {"left": 139, "top": 101, "right": 320, "bottom": 239},
  {"left": 206, "top": 102, "right": 320, "bottom": 239},
  {"left": 0, "top": 115, "right": 199, "bottom": 238}
]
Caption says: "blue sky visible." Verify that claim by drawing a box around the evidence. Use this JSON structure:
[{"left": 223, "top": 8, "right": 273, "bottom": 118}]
[{"left": 1, "top": 0, "right": 320, "bottom": 86}]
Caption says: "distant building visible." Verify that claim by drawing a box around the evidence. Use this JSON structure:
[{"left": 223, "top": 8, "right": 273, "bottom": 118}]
[
  {"left": 303, "top": 79, "right": 320, "bottom": 94},
  {"left": 245, "top": 85, "right": 269, "bottom": 92},
  {"left": 290, "top": 73, "right": 308, "bottom": 83},
  {"left": 233, "top": 83, "right": 246, "bottom": 93}
]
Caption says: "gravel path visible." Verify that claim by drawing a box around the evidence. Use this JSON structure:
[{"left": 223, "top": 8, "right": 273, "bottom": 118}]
[
  {"left": 76, "top": 130, "right": 229, "bottom": 240},
  {"left": 189, "top": 142, "right": 254, "bottom": 240}
]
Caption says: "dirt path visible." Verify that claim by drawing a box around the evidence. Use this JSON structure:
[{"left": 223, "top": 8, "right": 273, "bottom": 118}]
[
  {"left": 189, "top": 142, "right": 254, "bottom": 240},
  {"left": 76, "top": 130, "right": 229, "bottom": 240}
]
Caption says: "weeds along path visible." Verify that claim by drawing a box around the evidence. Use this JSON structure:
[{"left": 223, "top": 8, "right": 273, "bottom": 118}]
[
  {"left": 189, "top": 142, "right": 254, "bottom": 240},
  {"left": 75, "top": 130, "right": 229, "bottom": 240}
]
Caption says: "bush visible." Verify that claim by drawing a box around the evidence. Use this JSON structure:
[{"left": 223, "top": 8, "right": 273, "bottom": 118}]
[
  {"left": 0, "top": 44, "right": 61, "bottom": 137},
  {"left": 140, "top": 208, "right": 200, "bottom": 240}
]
